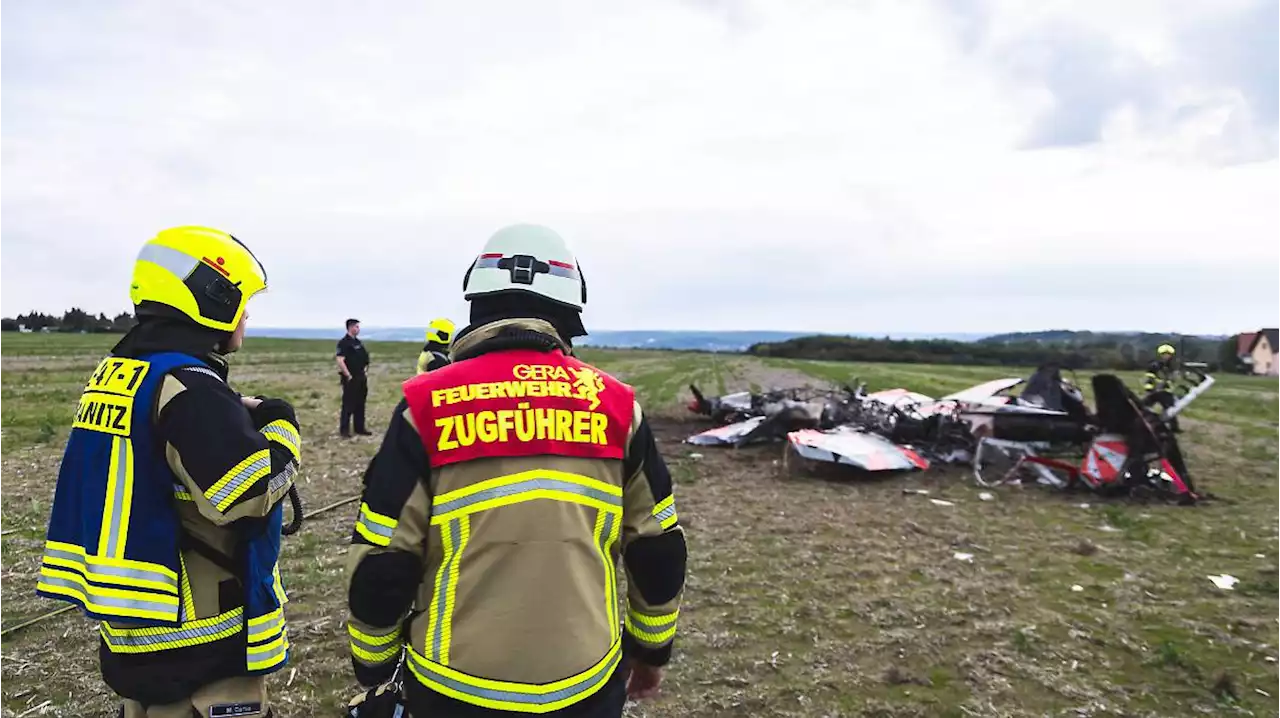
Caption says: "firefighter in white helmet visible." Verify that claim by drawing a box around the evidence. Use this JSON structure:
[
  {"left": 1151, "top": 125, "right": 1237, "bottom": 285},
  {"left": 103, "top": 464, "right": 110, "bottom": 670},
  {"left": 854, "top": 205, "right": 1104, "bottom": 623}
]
[{"left": 344, "top": 224, "right": 686, "bottom": 717}]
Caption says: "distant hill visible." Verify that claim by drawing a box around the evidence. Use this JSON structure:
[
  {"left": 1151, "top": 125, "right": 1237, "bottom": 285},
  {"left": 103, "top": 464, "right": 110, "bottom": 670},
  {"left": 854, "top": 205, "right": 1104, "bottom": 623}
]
[
  {"left": 245, "top": 327, "right": 1229, "bottom": 364},
  {"left": 244, "top": 327, "right": 813, "bottom": 350},
  {"left": 577, "top": 330, "right": 811, "bottom": 352},
  {"left": 979, "top": 330, "right": 1228, "bottom": 346},
  {"left": 748, "top": 330, "right": 1234, "bottom": 370},
  {"left": 246, "top": 327, "right": 991, "bottom": 352}
]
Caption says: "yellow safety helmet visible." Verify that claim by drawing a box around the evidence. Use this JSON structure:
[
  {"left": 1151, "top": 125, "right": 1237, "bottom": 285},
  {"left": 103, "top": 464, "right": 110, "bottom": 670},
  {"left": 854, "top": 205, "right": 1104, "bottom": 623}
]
[
  {"left": 129, "top": 226, "right": 268, "bottom": 333},
  {"left": 426, "top": 317, "right": 456, "bottom": 345},
  {"left": 1157, "top": 343, "right": 1176, "bottom": 357}
]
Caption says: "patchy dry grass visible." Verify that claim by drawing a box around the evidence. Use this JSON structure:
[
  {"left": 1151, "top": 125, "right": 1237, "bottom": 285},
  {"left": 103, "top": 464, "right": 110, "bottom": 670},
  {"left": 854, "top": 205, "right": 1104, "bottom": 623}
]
[{"left": 2, "top": 334, "right": 1276, "bottom": 717}]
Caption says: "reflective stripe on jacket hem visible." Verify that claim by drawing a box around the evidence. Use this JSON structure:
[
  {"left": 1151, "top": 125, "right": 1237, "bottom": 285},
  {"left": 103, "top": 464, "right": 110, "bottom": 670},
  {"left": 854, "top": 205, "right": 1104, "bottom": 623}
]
[
  {"left": 101, "top": 607, "right": 244, "bottom": 653},
  {"left": 37, "top": 539, "right": 181, "bottom": 624},
  {"left": 247, "top": 606, "right": 290, "bottom": 673},
  {"left": 406, "top": 639, "right": 621, "bottom": 714}
]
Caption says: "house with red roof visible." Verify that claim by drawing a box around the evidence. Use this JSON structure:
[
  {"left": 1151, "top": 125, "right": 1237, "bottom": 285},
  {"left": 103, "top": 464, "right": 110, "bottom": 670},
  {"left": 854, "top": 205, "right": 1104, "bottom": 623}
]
[
  {"left": 1244, "top": 329, "right": 1279, "bottom": 376},
  {"left": 1235, "top": 332, "right": 1258, "bottom": 369}
]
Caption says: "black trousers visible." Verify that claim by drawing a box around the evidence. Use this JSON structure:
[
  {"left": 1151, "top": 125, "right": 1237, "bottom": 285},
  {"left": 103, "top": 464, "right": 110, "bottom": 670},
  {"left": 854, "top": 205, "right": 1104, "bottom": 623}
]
[
  {"left": 1143, "top": 389, "right": 1180, "bottom": 432},
  {"left": 340, "top": 373, "right": 368, "bottom": 434},
  {"left": 403, "top": 662, "right": 627, "bottom": 718}
]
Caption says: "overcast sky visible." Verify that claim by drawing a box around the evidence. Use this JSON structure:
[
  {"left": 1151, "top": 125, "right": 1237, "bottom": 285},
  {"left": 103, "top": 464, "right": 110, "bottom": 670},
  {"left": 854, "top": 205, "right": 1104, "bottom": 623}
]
[{"left": 3, "top": 0, "right": 1277, "bottom": 335}]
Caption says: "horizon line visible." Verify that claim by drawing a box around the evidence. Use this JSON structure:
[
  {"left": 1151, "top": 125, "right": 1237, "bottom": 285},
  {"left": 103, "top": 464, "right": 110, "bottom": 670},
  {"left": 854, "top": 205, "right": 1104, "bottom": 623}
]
[{"left": 247, "top": 326, "right": 1237, "bottom": 336}]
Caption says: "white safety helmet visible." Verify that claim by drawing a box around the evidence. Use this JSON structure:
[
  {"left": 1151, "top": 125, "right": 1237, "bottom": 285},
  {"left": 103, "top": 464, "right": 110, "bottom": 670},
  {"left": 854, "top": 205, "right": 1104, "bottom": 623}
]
[{"left": 462, "top": 224, "right": 587, "bottom": 311}]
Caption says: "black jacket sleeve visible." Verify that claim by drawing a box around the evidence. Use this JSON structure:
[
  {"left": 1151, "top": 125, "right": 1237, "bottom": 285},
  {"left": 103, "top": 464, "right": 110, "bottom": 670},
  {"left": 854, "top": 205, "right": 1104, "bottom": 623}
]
[
  {"left": 619, "top": 403, "right": 687, "bottom": 666},
  {"left": 346, "top": 399, "right": 432, "bottom": 686},
  {"left": 155, "top": 367, "right": 300, "bottom": 527}
]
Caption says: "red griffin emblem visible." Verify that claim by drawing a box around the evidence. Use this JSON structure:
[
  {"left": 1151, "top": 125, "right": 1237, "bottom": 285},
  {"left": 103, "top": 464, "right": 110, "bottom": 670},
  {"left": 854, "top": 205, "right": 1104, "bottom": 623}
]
[{"left": 403, "top": 349, "right": 635, "bottom": 468}]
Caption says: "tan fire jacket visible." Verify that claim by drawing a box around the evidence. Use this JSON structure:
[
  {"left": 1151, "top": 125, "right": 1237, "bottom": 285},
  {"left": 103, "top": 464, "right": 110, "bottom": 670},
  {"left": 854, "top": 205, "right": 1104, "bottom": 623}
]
[{"left": 345, "top": 319, "right": 686, "bottom": 714}]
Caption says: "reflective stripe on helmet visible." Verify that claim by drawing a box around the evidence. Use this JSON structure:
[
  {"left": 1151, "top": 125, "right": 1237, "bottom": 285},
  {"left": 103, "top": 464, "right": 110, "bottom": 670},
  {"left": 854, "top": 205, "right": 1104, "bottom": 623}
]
[
  {"left": 462, "top": 224, "right": 586, "bottom": 311},
  {"left": 129, "top": 226, "right": 269, "bottom": 333}
]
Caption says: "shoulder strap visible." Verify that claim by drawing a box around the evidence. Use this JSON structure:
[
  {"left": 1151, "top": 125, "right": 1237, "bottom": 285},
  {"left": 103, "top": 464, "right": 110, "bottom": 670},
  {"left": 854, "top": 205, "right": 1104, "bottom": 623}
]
[
  {"left": 138, "top": 351, "right": 214, "bottom": 378},
  {"left": 180, "top": 531, "right": 240, "bottom": 576}
]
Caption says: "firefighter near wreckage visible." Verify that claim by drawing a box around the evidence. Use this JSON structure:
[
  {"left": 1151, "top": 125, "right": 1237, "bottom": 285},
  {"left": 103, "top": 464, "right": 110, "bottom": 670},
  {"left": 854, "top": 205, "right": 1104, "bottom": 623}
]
[
  {"left": 343, "top": 224, "right": 688, "bottom": 717},
  {"left": 36, "top": 226, "right": 302, "bottom": 717}
]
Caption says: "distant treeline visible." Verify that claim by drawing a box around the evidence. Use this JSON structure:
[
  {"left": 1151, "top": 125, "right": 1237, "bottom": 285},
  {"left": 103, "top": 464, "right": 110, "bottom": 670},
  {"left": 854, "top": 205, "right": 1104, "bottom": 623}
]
[
  {"left": 1, "top": 309, "right": 135, "bottom": 334},
  {"left": 748, "top": 331, "right": 1236, "bottom": 371}
]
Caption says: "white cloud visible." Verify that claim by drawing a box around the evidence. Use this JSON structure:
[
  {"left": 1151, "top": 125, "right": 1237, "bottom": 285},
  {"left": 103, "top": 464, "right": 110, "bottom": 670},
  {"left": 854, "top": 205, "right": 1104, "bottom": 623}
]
[{"left": 2, "top": 0, "right": 1276, "bottom": 335}]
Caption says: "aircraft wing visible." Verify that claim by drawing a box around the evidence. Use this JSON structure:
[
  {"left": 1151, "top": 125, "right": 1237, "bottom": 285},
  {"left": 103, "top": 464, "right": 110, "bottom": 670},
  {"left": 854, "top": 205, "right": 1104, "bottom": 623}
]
[
  {"left": 960, "top": 403, "right": 1069, "bottom": 417},
  {"left": 865, "top": 388, "right": 935, "bottom": 407},
  {"left": 686, "top": 416, "right": 766, "bottom": 445},
  {"left": 787, "top": 427, "right": 931, "bottom": 472},
  {"left": 940, "top": 378, "right": 1025, "bottom": 404}
]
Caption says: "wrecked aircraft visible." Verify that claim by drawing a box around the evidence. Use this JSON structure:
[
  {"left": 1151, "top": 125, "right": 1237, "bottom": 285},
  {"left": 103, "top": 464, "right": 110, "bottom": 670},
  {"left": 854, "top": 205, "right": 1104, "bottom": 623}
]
[
  {"left": 686, "top": 380, "right": 972, "bottom": 470},
  {"left": 685, "top": 363, "right": 1214, "bottom": 502},
  {"left": 974, "top": 366, "right": 1213, "bottom": 503},
  {"left": 685, "top": 384, "right": 851, "bottom": 447}
]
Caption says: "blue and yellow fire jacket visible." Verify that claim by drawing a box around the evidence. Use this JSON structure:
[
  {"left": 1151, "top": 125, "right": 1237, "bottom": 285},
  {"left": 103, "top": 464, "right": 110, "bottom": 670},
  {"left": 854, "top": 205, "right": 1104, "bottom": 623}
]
[{"left": 37, "top": 349, "right": 301, "bottom": 705}]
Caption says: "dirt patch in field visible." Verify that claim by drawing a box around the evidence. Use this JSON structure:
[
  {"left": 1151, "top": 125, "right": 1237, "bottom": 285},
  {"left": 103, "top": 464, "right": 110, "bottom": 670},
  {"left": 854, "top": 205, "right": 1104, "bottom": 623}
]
[
  {"left": 0, "top": 356, "right": 99, "bottom": 372},
  {"left": 722, "top": 358, "right": 831, "bottom": 394}
]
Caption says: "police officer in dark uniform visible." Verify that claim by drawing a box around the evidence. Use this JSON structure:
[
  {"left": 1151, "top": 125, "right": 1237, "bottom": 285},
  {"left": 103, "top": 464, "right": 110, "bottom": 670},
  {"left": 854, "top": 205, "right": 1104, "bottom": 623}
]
[{"left": 336, "top": 318, "right": 371, "bottom": 437}]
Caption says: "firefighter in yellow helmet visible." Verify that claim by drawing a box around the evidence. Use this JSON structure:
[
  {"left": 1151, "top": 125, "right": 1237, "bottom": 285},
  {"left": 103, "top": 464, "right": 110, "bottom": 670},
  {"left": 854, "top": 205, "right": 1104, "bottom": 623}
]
[
  {"left": 37, "top": 227, "right": 300, "bottom": 717},
  {"left": 344, "top": 224, "right": 686, "bottom": 717},
  {"left": 1142, "top": 343, "right": 1177, "bottom": 393},
  {"left": 1142, "top": 343, "right": 1180, "bottom": 429},
  {"left": 1146, "top": 343, "right": 1172, "bottom": 391},
  {"left": 416, "top": 317, "right": 456, "bottom": 374}
]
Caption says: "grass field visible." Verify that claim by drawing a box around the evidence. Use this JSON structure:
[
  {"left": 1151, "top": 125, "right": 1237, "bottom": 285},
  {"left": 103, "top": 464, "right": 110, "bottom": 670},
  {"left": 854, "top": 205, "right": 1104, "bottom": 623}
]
[{"left": 2, "top": 333, "right": 1277, "bottom": 717}]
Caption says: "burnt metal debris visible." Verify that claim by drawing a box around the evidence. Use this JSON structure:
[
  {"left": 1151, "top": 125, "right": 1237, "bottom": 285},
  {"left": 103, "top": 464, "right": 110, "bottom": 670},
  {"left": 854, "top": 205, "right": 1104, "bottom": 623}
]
[{"left": 685, "top": 364, "right": 1214, "bottom": 503}]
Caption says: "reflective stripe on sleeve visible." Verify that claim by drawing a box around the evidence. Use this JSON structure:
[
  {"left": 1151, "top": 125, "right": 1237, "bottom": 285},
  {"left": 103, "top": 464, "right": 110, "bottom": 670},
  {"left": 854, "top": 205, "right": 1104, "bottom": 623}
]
[
  {"left": 246, "top": 607, "right": 290, "bottom": 673},
  {"left": 652, "top": 494, "right": 678, "bottom": 530},
  {"left": 246, "top": 631, "right": 290, "bottom": 673},
  {"left": 355, "top": 502, "right": 397, "bottom": 547},
  {"left": 204, "top": 449, "right": 272, "bottom": 511},
  {"left": 261, "top": 420, "right": 301, "bottom": 462},
  {"left": 625, "top": 608, "right": 678, "bottom": 648},
  {"left": 349, "top": 622, "right": 403, "bottom": 665}
]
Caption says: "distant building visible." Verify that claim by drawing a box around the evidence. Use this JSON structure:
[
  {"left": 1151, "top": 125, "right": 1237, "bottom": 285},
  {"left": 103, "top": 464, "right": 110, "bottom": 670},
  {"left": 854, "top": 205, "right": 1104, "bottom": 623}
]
[
  {"left": 1246, "top": 329, "right": 1279, "bottom": 376},
  {"left": 1236, "top": 331, "right": 1258, "bottom": 367}
]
